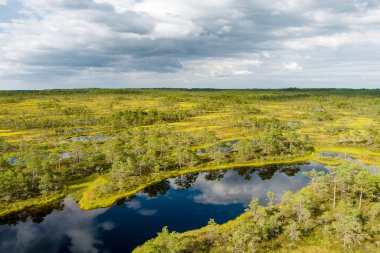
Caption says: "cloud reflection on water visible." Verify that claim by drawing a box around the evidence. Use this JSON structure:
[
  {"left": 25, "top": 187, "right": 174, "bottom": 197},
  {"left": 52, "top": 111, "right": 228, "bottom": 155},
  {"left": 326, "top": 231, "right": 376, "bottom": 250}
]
[
  {"left": 191, "top": 169, "right": 308, "bottom": 206},
  {"left": 0, "top": 162, "right": 326, "bottom": 253},
  {"left": 169, "top": 163, "right": 324, "bottom": 206},
  {"left": 0, "top": 200, "right": 112, "bottom": 253}
]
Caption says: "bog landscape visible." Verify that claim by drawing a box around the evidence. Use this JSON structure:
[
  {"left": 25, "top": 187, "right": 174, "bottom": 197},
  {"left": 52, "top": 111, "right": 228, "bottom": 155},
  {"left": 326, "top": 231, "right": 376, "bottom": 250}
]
[
  {"left": 0, "top": 89, "right": 379, "bottom": 252},
  {"left": 1, "top": 1, "right": 380, "bottom": 252}
]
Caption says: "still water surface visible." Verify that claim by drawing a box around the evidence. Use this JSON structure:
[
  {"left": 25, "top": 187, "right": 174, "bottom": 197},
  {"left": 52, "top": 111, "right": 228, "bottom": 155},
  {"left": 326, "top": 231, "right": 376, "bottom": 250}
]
[{"left": 0, "top": 162, "right": 326, "bottom": 253}]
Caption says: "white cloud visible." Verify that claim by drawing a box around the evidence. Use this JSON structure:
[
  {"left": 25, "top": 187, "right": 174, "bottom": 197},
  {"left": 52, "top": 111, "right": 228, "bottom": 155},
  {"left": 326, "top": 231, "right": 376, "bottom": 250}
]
[
  {"left": 283, "top": 62, "right": 303, "bottom": 71},
  {"left": 272, "top": 0, "right": 314, "bottom": 13},
  {"left": 283, "top": 31, "right": 380, "bottom": 50},
  {"left": 0, "top": 0, "right": 7, "bottom": 5},
  {"left": 152, "top": 19, "right": 201, "bottom": 38},
  {"left": 185, "top": 57, "right": 262, "bottom": 77},
  {"left": 133, "top": 0, "right": 235, "bottom": 20}
]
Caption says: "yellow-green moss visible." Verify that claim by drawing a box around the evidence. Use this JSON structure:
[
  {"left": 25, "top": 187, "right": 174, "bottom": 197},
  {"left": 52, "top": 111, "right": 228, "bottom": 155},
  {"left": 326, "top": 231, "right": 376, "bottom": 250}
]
[{"left": 0, "top": 192, "right": 65, "bottom": 217}]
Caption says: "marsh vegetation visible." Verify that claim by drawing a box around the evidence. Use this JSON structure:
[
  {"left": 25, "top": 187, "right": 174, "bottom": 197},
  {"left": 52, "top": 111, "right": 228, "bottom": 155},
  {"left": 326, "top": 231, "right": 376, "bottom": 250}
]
[{"left": 0, "top": 89, "right": 379, "bottom": 252}]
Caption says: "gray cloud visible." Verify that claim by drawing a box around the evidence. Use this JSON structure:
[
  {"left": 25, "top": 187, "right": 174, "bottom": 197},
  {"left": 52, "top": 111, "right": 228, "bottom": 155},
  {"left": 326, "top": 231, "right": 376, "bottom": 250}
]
[{"left": 0, "top": 0, "right": 380, "bottom": 88}]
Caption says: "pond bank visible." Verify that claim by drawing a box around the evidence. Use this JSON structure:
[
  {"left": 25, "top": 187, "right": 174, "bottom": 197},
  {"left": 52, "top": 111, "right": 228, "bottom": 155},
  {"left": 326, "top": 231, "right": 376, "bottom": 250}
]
[
  {"left": 0, "top": 162, "right": 327, "bottom": 252},
  {"left": 0, "top": 154, "right": 315, "bottom": 218},
  {"left": 78, "top": 154, "right": 314, "bottom": 210}
]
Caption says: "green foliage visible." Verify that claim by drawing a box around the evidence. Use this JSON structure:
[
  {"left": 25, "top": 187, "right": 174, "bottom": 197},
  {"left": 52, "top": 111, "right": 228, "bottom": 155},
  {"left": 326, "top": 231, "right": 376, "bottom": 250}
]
[
  {"left": 0, "top": 137, "right": 14, "bottom": 152},
  {"left": 37, "top": 100, "right": 61, "bottom": 109},
  {"left": 0, "top": 116, "right": 98, "bottom": 130},
  {"left": 330, "top": 202, "right": 365, "bottom": 249},
  {"left": 108, "top": 109, "right": 196, "bottom": 128},
  {"left": 0, "top": 169, "right": 28, "bottom": 203},
  {"left": 60, "top": 106, "right": 91, "bottom": 115},
  {"left": 230, "top": 117, "right": 314, "bottom": 159},
  {"left": 311, "top": 108, "right": 335, "bottom": 121},
  {"left": 137, "top": 226, "right": 184, "bottom": 253},
  {"left": 235, "top": 139, "right": 258, "bottom": 161},
  {"left": 285, "top": 221, "right": 301, "bottom": 247}
]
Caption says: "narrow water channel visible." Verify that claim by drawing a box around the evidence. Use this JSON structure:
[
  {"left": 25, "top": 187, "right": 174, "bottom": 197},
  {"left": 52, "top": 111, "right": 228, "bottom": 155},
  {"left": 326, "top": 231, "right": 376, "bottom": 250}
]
[{"left": 0, "top": 162, "right": 327, "bottom": 253}]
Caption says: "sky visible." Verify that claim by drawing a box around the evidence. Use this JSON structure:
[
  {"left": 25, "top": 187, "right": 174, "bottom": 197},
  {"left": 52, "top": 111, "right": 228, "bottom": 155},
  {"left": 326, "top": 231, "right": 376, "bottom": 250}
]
[{"left": 0, "top": 0, "right": 380, "bottom": 89}]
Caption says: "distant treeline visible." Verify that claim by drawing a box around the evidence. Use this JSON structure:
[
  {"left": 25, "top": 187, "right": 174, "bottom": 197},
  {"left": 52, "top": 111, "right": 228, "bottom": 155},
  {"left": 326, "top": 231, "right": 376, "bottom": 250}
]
[{"left": 0, "top": 88, "right": 379, "bottom": 97}]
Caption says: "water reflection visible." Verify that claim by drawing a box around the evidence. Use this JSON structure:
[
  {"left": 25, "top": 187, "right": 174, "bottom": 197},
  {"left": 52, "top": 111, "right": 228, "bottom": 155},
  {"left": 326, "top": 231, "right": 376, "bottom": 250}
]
[
  {"left": 174, "top": 172, "right": 200, "bottom": 189},
  {"left": 0, "top": 162, "right": 326, "bottom": 253},
  {"left": 142, "top": 180, "right": 171, "bottom": 197},
  {"left": 204, "top": 170, "right": 227, "bottom": 181},
  {"left": 0, "top": 200, "right": 64, "bottom": 225},
  {"left": 0, "top": 200, "right": 112, "bottom": 253},
  {"left": 191, "top": 165, "right": 305, "bottom": 206}
]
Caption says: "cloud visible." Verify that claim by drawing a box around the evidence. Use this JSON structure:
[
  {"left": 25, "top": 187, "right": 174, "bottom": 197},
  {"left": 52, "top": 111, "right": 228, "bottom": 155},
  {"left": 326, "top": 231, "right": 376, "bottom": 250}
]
[
  {"left": 185, "top": 57, "right": 262, "bottom": 77},
  {"left": 283, "top": 62, "right": 303, "bottom": 71},
  {"left": 0, "top": 0, "right": 380, "bottom": 88},
  {"left": 283, "top": 31, "right": 380, "bottom": 50}
]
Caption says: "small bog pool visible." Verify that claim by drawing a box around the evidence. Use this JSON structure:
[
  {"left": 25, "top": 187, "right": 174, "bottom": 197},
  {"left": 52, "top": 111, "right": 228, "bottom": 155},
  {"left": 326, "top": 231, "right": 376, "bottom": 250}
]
[{"left": 0, "top": 162, "right": 327, "bottom": 253}]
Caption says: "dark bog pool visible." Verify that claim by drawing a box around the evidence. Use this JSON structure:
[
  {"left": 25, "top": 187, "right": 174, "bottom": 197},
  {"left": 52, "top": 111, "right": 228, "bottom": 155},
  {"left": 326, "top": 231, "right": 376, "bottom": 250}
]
[{"left": 0, "top": 162, "right": 326, "bottom": 253}]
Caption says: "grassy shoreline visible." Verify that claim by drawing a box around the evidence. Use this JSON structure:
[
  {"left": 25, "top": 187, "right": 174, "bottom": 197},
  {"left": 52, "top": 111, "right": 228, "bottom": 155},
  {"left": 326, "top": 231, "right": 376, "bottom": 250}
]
[
  {"left": 0, "top": 154, "right": 312, "bottom": 218},
  {"left": 0, "top": 192, "right": 66, "bottom": 218},
  {"left": 79, "top": 154, "right": 314, "bottom": 210},
  {"left": 0, "top": 149, "right": 378, "bottom": 219}
]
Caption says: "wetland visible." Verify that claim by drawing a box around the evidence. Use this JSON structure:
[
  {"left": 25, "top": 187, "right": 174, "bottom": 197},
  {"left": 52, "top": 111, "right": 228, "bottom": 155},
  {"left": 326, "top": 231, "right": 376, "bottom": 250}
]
[{"left": 0, "top": 89, "right": 379, "bottom": 252}]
